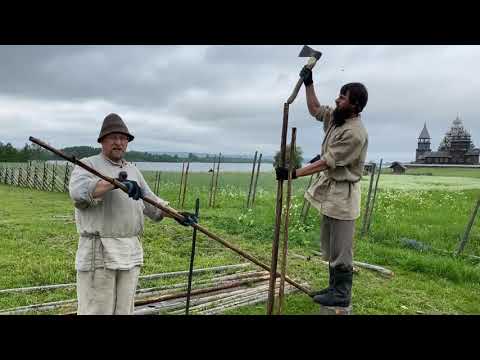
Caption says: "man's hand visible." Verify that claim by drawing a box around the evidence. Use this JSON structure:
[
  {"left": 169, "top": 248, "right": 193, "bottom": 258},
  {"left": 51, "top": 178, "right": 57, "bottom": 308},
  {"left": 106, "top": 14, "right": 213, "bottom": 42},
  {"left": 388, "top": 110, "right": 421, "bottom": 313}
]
[
  {"left": 118, "top": 179, "right": 143, "bottom": 200},
  {"left": 275, "top": 167, "right": 297, "bottom": 181},
  {"left": 175, "top": 212, "right": 199, "bottom": 227},
  {"left": 299, "top": 66, "right": 313, "bottom": 87}
]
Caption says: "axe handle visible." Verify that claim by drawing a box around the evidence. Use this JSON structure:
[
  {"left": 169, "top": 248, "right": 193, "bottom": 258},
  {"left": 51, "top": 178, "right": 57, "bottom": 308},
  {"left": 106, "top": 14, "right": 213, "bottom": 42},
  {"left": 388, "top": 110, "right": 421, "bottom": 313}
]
[{"left": 286, "top": 57, "right": 319, "bottom": 105}]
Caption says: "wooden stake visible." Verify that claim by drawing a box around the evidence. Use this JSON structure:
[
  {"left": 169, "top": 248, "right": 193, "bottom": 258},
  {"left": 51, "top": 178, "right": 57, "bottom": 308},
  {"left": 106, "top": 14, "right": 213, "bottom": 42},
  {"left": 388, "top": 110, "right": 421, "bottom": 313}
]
[
  {"left": 178, "top": 161, "right": 186, "bottom": 207},
  {"left": 277, "top": 128, "right": 296, "bottom": 314},
  {"left": 212, "top": 152, "right": 221, "bottom": 207},
  {"left": 366, "top": 158, "right": 383, "bottom": 233},
  {"left": 246, "top": 151, "right": 258, "bottom": 208},
  {"left": 251, "top": 153, "right": 262, "bottom": 206},
  {"left": 186, "top": 198, "right": 200, "bottom": 315},
  {"left": 208, "top": 155, "right": 217, "bottom": 207},
  {"left": 181, "top": 161, "right": 190, "bottom": 208},
  {"left": 361, "top": 162, "right": 376, "bottom": 237},
  {"left": 267, "top": 103, "right": 290, "bottom": 315}
]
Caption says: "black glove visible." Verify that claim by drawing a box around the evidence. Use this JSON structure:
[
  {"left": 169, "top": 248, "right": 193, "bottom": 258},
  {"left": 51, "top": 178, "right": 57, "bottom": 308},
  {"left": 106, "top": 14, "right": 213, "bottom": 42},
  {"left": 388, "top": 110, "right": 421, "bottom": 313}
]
[
  {"left": 275, "top": 167, "right": 297, "bottom": 181},
  {"left": 175, "top": 212, "right": 198, "bottom": 227},
  {"left": 309, "top": 154, "right": 321, "bottom": 164},
  {"left": 118, "top": 179, "right": 143, "bottom": 200},
  {"left": 299, "top": 66, "right": 313, "bottom": 87}
]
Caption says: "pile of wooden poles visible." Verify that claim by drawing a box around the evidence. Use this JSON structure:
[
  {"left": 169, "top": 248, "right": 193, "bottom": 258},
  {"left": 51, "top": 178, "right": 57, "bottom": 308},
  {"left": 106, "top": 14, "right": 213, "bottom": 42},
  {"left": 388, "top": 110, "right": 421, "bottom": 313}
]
[{"left": 0, "top": 263, "right": 301, "bottom": 315}]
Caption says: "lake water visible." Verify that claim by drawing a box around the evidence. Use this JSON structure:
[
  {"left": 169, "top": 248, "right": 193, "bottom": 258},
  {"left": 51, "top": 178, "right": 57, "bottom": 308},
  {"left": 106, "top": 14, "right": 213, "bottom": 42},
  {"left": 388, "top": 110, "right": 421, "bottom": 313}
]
[{"left": 48, "top": 161, "right": 273, "bottom": 173}]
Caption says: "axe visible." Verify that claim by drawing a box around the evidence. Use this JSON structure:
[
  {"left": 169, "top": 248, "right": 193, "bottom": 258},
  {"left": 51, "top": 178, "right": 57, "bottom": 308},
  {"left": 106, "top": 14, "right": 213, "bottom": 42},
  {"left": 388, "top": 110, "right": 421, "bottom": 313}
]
[{"left": 287, "top": 45, "right": 322, "bottom": 104}]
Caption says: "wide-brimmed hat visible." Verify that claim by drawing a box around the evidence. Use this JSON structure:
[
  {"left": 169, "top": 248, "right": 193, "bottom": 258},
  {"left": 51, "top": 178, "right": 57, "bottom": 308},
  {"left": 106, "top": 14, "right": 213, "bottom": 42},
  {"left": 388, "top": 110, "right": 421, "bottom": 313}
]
[{"left": 97, "top": 113, "right": 135, "bottom": 143}]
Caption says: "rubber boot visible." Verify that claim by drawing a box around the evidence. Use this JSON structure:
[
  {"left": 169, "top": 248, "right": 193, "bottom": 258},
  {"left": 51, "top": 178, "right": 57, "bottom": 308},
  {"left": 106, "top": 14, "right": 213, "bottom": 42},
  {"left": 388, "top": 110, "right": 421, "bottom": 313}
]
[
  {"left": 311, "top": 266, "right": 334, "bottom": 297},
  {"left": 313, "top": 265, "right": 353, "bottom": 307}
]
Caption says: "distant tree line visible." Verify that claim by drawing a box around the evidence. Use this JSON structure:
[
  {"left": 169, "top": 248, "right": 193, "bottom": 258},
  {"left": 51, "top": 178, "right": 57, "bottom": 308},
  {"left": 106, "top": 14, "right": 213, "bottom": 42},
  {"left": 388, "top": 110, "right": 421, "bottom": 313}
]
[{"left": 0, "top": 142, "right": 273, "bottom": 163}]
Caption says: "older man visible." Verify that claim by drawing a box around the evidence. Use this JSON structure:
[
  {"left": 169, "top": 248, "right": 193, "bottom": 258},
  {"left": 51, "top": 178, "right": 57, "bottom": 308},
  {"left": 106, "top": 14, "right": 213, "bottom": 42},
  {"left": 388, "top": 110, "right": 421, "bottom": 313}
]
[{"left": 69, "top": 113, "right": 196, "bottom": 315}]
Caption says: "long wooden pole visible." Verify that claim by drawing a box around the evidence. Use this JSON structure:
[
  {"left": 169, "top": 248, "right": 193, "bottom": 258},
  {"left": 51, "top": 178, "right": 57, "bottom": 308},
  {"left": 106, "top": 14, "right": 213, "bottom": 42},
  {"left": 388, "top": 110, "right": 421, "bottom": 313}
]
[
  {"left": 251, "top": 153, "right": 262, "bottom": 206},
  {"left": 246, "top": 151, "right": 258, "bottom": 208},
  {"left": 267, "top": 103, "right": 290, "bottom": 315},
  {"left": 366, "top": 158, "right": 383, "bottom": 233},
  {"left": 212, "top": 152, "right": 221, "bottom": 207},
  {"left": 28, "top": 136, "right": 312, "bottom": 298},
  {"left": 277, "top": 128, "right": 296, "bottom": 314}
]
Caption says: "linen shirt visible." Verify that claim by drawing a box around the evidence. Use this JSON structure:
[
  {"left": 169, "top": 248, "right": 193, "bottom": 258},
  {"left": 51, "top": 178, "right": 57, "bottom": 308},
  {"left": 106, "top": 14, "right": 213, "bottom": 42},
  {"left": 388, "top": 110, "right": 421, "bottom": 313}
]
[
  {"left": 69, "top": 153, "right": 168, "bottom": 271},
  {"left": 304, "top": 105, "right": 368, "bottom": 220}
]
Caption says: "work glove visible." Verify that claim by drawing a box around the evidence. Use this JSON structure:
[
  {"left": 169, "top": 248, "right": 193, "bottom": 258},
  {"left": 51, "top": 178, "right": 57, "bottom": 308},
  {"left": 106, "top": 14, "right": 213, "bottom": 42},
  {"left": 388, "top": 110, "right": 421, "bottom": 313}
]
[
  {"left": 175, "top": 212, "right": 199, "bottom": 227},
  {"left": 309, "top": 154, "right": 321, "bottom": 164},
  {"left": 117, "top": 179, "right": 143, "bottom": 200},
  {"left": 275, "top": 167, "right": 297, "bottom": 181},
  {"left": 299, "top": 66, "right": 313, "bottom": 87}
]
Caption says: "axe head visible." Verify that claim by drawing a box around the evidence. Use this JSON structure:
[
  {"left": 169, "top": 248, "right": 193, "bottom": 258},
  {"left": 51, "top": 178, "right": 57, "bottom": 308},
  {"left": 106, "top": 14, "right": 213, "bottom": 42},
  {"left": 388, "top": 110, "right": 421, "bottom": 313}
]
[{"left": 299, "top": 45, "right": 322, "bottom": 60}]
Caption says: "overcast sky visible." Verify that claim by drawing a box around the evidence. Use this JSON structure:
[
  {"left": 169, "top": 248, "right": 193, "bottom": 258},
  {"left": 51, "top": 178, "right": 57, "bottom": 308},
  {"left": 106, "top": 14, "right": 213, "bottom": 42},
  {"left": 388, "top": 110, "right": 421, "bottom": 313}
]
[{"left": 0, "top": 45, "right": 478, "bottom": 162}]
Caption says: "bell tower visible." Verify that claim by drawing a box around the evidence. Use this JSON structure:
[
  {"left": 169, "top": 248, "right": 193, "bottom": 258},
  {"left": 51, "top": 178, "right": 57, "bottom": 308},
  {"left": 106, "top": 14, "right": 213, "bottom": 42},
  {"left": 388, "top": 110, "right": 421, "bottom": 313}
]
[{"left": 416, "top": 122, "right": 431, "bottom": 162}]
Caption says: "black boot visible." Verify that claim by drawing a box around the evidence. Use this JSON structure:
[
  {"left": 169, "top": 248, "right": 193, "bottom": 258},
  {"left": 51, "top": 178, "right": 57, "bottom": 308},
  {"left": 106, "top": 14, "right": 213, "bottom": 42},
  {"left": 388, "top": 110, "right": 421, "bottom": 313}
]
[
  {"left": 313, "top": 265, "right": 353, "bottom": 307},
  {"left": 311, "top": 266, "right": 334, "bottom": 296}
]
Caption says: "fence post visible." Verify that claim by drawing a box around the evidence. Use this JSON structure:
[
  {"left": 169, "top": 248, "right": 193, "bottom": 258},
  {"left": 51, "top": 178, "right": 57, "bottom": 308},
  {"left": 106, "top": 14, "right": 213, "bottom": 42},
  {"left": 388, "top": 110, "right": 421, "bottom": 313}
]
[
  {"left": 42, "top": 162, "right": 47, "bottom": 191},
  {"left": 19, "top": 165, "right": 24, "bottom": 187},
  {"left": 51, "top": 163, "right": 56, "bottom": 192},
  {"left": 27, "top": 162, "right": 32, "bottom": 188},
  {"left": 63, "top": 164, "right": 70, "bottom": 192},
  {"left": 366, "top": 158, "right": 383, "bottom": 234},
  {"left": 33, "top": 165, "right": 39, "bottom": 190},
  {"left": 361, "top": 162, "right": 376, "bottom": 237}
]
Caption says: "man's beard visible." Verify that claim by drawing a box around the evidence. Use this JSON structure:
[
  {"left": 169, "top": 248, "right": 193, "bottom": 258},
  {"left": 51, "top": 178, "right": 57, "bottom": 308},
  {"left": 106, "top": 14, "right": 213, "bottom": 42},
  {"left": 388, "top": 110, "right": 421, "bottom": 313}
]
[{"left": 332, "top": 107, "right": 354, "bottom": 127}]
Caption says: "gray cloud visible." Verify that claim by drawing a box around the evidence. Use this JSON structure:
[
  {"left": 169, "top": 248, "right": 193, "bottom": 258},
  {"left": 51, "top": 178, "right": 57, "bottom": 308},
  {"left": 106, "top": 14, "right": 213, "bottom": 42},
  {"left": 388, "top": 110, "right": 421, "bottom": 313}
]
[{"left": 0, "top": 45, "right": 479, "bottom": 163}]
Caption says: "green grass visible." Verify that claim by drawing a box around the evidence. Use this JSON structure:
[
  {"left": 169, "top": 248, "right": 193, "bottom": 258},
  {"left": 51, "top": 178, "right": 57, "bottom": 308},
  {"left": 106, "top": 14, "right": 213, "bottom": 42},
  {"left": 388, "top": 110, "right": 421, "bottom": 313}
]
[
  {"left": 1, "top": 169, "right": 479, "bottom": 315},
  {"left": 381, "top": 166, "right": 480, "bottom": 179}
]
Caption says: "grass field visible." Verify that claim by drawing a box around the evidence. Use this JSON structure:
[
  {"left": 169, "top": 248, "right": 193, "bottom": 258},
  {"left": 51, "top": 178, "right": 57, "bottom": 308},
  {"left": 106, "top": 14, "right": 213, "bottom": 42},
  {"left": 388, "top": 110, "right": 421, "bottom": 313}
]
[{"left": 1, "top": 166, "right": 479, "bottom": 315}]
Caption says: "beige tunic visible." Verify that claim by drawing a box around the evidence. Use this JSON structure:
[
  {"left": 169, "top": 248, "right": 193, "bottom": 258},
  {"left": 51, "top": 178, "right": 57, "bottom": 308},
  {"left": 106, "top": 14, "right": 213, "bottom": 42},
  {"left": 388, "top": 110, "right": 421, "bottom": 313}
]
[
  {"left": 69, "top": 153, "right": 169, "bottom": 271},
  {"left": 304, "top": 105, "right": 368, "bottom": 220}
]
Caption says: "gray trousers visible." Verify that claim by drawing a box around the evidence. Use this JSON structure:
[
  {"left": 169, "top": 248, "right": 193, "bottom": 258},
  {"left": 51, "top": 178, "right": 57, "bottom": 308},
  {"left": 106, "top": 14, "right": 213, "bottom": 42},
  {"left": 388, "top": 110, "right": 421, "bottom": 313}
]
[
  {"left": 320, "top": 215, "right": 355, "bottom": 268},
  {"left": 77, "top": 266, "right": 140, "bottom": 315}
]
